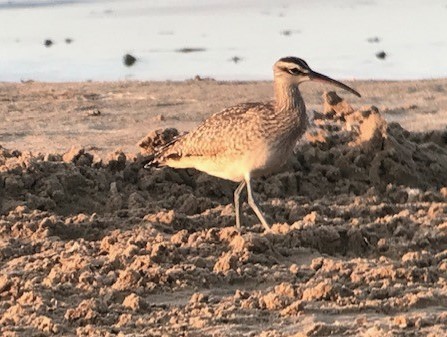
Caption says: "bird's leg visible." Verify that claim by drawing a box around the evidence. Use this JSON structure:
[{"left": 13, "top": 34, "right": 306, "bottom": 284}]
[
  {"left": 245, "top": 175, "right": 271, "bottom": 232},
  {"left": 234, "top": 181, "right": 246, "bottom": 229}
]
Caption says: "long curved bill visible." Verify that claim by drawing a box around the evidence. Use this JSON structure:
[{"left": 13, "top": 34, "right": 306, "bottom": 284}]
[{"left": 309, "top": 71, "right": 361, "bottom": 97}]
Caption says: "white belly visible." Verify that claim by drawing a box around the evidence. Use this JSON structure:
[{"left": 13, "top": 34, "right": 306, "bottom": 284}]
[{"left": 165, "top": 142, "right": 293, "bottom": 182}]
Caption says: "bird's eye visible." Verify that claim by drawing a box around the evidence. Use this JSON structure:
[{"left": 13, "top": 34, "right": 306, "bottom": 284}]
[{"left": 288, "top": 68, "right": 302, "bottom": 75}]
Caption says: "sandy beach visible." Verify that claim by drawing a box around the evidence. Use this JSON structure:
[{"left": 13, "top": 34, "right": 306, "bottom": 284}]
[
  {"left": 1, "top": 79, "right": 446, "bottom": 336},
  {"left": 2, "top": 78, "right": 447, "bottom": 156}
]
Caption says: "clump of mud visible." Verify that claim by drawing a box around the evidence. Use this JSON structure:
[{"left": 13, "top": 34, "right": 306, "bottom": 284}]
[
  {"left": 297, "top": 91, "right": 447, "bottom": 196},
  {"left": 138, "top": 128, "right": 179, "bottom": 155},
  {"left": 1, "top": 94, "right": 447, "bottom": 336}
]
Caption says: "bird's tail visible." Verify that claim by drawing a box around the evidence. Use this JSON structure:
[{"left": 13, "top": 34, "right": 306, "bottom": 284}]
[
  {"left": 143, "top": 155, "right": 156, "bottom": 169},
  {"left": 143, "top": 154, "right": 164, "bottom": 169},
  {"left": 143, "top": 134, "right": 183, "bottom": 170}
]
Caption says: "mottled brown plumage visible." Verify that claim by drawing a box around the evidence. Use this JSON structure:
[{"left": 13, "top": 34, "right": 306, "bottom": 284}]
[{"left": 146, "top": 57, "right": 360, "bottom": 231}]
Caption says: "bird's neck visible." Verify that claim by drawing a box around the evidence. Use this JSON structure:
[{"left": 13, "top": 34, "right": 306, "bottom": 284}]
[{"left": 274, "top": 80, "right": 305, "bottom": 115}]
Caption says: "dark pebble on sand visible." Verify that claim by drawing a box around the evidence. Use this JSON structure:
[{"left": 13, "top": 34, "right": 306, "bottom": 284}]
[
  {"left": 230, "top": 56, "right": 242, "bottom": 64},
  {"left": 176, "top": 47, "right": 206, "bottom": 53},
  {"left": 376, "top": 51, "right": 387, "bottom": 59},
  {"left": 89, "top": 109, "right": 101, "bottom": 117},
  {"left": 367, "top": 36, "right": 380, "bottom": 43},
  {"left": 123, "top": 54, "right": 137, "bottom": 66},
  {"left": 44, "top": 39, "right": 53, "bottom": 47}
]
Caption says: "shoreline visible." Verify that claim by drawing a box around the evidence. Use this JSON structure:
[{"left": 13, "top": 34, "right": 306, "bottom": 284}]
[{"left": 4, "top": 76, "right": 447, "bottom": 84}]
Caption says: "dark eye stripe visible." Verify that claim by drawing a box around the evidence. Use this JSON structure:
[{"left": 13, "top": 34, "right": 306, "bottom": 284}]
[{"left": 288, "top": 68, "right": 301, "bottom": 75}]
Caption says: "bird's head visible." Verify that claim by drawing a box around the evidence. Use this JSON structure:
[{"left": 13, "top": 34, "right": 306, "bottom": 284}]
[{"left": 273, "top": 56, "right": 361, "bottom": 97}]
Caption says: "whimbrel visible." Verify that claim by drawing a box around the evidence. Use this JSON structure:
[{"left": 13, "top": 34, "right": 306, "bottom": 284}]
[{"left": 145, "top": 57, "right": 360, "bottom": 231}]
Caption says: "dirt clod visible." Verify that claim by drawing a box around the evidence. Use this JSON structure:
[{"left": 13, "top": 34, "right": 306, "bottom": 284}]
[{"left": 138, "top": 128, "right": 180, "bottom": 155}]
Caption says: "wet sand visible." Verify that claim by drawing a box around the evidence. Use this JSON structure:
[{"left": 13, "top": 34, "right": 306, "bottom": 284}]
[
  {"left": 3, "top": 0, "right": 447, "bottom": 82},
  {"left": 1, "top": 79, "right": 447, "bottom": 336}
]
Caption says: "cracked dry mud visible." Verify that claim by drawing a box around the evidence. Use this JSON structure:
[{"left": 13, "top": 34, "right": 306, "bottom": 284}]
[{"left": 1, "top": 84, "right": 447, "bottom": 337}]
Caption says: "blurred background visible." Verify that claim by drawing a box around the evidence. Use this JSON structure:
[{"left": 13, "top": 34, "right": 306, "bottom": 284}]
[{"left": 1, "top": 0, "right": 447, "bottom": 82}]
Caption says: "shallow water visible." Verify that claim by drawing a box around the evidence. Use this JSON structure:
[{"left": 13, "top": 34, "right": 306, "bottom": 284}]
[{"left": 1, "top": 0, "right": 447, "bottom": 81}]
